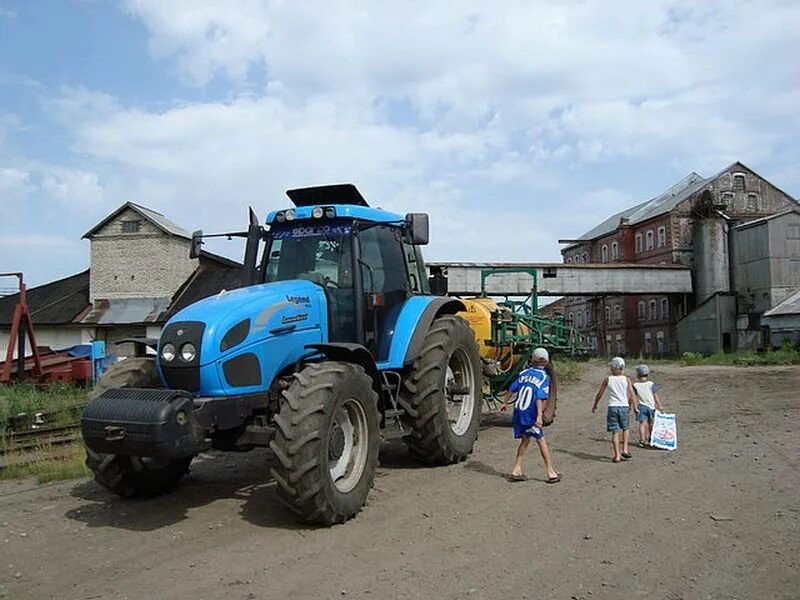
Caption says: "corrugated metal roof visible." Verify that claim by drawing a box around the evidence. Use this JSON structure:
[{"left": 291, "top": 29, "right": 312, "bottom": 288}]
[
  {"left": 764, "top": 289, "right": 800, "bottom": 317},
  {"left": 129, "top": 203, "right": 191, "bottom": 238},
  {"left": 570, "top": 172, "right": 707, "bottom": 244},
  {"left": 79, "top": 297, "right": 171, "bottom": 325},
  {"left": 83, "top": 202, "right": 190, "bottom": 239}
]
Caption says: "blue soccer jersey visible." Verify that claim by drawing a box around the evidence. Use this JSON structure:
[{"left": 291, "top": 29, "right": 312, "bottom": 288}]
[{"left": 509, "top": 367, "right": 550, "bottom": 428}]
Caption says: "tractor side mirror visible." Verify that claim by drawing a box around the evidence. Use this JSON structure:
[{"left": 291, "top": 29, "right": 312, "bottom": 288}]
[
  {"left": 405, "top": 213, "right": 429, "bottom": 245},
  {"left": 190, "top": 230, "right": 204, "bottom": 259}
]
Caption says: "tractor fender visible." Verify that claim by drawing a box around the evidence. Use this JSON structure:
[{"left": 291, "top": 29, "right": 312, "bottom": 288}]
[
  {"left": 378, "top": 297, "right": 466, "bottom": 370},
  {"left": 306, "top": 343, "right": 381, "bottom": 395}
]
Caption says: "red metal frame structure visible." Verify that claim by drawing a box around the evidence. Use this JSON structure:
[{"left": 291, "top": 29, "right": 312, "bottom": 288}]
[{"left": 0, "top": 273, "right": 43, "bottom": 382}]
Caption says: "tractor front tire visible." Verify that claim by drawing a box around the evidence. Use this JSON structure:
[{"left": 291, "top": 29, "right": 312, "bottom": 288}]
[
  {"left": 399, "top": 315, "right": 482, "bottom": 464},
  {"left": 85, "top": 357, "right": 193, "bottom": 498},
  {"left": 270, "top": 362, "right": 380, "bottom": 525}
]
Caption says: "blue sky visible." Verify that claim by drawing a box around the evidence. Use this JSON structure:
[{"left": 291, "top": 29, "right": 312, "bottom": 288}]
[{"left": 1, "top": 0, "right": 799, "bottom": 287}]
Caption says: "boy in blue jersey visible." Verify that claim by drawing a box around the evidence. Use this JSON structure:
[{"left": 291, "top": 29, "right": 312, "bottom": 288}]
[{"left": 508, "top": 348, "right": 561, "bottom": 483}]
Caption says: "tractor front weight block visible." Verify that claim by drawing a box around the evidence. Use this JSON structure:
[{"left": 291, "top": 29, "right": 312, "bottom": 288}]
[{"left": 81, "top": 388, "right": 207, "bottom": 459}]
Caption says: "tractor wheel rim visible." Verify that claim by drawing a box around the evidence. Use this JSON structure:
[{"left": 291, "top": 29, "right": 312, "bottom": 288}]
[
  {"left": 445, "top": 347, "right": 475, "bottom": 436},
  {"left": 329, "top": 398, "right": 369, "bottom": 493}
]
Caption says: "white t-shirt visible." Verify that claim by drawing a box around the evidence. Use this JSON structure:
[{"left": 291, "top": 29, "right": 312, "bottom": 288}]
[
  {"left": 606, "top": 375, "right": 630, "bottom": 408},
  {"left": 633, "top": 381, "right": 658, "bottom": 409}
]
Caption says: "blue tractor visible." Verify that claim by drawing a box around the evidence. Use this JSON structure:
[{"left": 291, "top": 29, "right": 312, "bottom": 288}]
[{"left": 81, "top": 184, "right": 482, "bottom": 524}]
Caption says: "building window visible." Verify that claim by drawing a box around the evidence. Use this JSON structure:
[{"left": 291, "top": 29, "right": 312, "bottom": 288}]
[
  {"left": 566, "top": 257, "right": 572, "bottom": 264},
  {"left": 615, "top": 334, "right": 624, "bottom": 354},
  {"left": 646, "top": 230, "right": 654, "bottom": 251},
  {"left": 605, "top": 306, "right": 611, "bottom": 324},
  {"left": 644, "top": 332, "right": 652, "bottom": 355},
  {"left": 660, "top": 297, "right": 669, "bottom": 320},
  {"left": 605, "top": 335, "right": 612, "bottom": 355},
  {"left": 635, "top": 234, "right": 642, "bottom": 254},
  {"left": 577, "top": 311, "right": 583, "bottom": 328},
  {"left": 614, "top": 305, "right": 622, "bottom": 324},
  {"left": 121, "top": 220, "right": 142, "bottom": 233},
  {"left": 582, "top": 251, "right": 588, "bottom": 264},
  {"left": 747, "top": 194, "right": 759, "bottom": 212},
  {"left": 638, "top": 301, "right": 646, "bottom": 321},
  {"left": 721, "top": 192, "right": 733, "bottom": 208},
  {"left": 656, "top": 331, "right": 665, "bottom": 353},
  {"left": 657, "top": 226, "right": 666, "bottom": 248},
  {"left": 568, "top": 312, "right": 574, "bottom": 324},
  {"left": 611, "top": 241, "right": 619, "bottom": 260},
  {"left": 601, "top": 245, "right": 608, "bottom": 263},
  {"left": 648, "top": 299, "right": 657, "bottom": 321},
  {"left": 585, "top": 309, "right": 591, "bottom": 327},
  {"left": 733, "top": 173, "right": 746, "bottom": 192}
]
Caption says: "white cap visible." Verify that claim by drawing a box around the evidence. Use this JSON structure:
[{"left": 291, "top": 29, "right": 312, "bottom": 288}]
[
  {"left": 532, "top": 347, "right": 549, "bottom": 362},
  {"left": 609, "top": 356, "right": 625, "bottom": 370},
  {"left": 636, "top": 364, "right": 650, "bottom": 376}
]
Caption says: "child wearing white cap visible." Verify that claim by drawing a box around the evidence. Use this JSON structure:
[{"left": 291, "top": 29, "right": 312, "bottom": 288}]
[
  {"left": 591, "top": 356, "right": 637, "bottom": 463},
  {"left": 507, "top": 347, "right": 560, "bottom": 483}
]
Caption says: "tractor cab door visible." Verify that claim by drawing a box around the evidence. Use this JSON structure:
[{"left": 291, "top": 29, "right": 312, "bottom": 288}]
[{"left": 356, "top": 224, "right": 412, "bottom": 360}]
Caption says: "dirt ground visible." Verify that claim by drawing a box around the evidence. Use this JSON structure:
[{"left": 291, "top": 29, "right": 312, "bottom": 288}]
[{"left": 1, "top": 362, "right": 798, "bottom": 600}]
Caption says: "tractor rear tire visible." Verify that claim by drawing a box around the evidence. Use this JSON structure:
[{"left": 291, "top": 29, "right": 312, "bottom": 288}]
[
  {"left": 85, "top": 357, "right": 193, "bottom": 498},
  {"left": 399, "top": 315, "right": 482, "bottom": 465},
  {"left": 270, "top": 362, "right": 380, "bottom": 525}
]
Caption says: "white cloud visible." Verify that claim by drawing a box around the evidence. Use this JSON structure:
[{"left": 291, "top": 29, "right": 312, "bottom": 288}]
[{"left": 41, "top": 168, "right": 105, "bottom": 207}]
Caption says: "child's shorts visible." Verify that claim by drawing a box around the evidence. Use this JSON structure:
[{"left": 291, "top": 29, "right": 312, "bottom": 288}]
[
  {"left": 636, "top": 405, "right": 655, "bottom": 422},
  {"left": 513, "top": 423, "right": 544, "bottom": 439},
  {"left": 607, "top": 406, "right": 629, "bottom": 432}
]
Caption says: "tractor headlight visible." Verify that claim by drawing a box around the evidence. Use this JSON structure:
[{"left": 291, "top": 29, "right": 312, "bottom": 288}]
[
  {"left": 285, "top": 209, "right": 296, "bottom": 221},
  {"left": 161, "top": 343, "right": 176, "bottom": 363},
  {"left": 180, "top": 342, "right": 197, "bottom": 362},
  {"left": 276, "top": 212, "right": 286, "bottom": 223},
  {"left": 312, "top": 207, "right": 324, "bottom": 219}
]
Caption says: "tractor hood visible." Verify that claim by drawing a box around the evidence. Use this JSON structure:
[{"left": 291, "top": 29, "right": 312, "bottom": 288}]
[{"left": 161, "top": 280, "right": 326, "bottom": 368}]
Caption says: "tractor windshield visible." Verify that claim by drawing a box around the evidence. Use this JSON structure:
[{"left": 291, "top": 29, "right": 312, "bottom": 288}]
[{"left": 264, "top": 220, "right": 353, "bottom": 288}]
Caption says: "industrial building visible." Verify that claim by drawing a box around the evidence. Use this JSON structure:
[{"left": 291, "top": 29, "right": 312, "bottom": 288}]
[{"left": 560, "top": 162, "right": 798, "bottom": 356}]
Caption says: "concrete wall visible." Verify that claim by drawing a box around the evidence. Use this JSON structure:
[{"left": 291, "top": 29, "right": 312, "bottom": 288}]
[
  {"left": 89, "top": 207, "right": 197, "bottom": 302},
  {"left": 433, "top": 264, "right": 692, "bottom": 296},
  {"left": 0, "top": 327, "right": 95, "bottom": 358},
  {"left": 678, "top": 294, "right": 736, "bottom": 355}
]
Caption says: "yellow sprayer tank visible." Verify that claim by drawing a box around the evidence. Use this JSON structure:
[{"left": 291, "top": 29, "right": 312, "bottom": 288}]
[{"left": 457, "top": 298, "right": 530, "bottom": 373}]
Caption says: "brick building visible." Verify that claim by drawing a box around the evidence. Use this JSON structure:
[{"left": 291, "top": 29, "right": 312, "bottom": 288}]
[{"left": 561, "top": 162, "right": 797, "bottom": 357}]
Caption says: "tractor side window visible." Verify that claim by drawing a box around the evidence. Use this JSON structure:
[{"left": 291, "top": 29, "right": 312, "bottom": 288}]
[
  {"left": 403, "top": 239, "right": 422, "bottom": 292},
  {"left": 358, "top": 226, "right": 408, "bottom": 294}
]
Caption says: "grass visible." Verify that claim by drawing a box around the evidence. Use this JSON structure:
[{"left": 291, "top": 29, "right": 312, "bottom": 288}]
[
  {"left": 0, "top": 382, "right": 87, "bottom": 433},
  {"left": 0, "top": 383, "right": 89, "bottom": 483},
  {"left": 553, "top": 358, "right": 583, "bottom": 383},
  {"left": 0, "top": 441, "right": 89, "bottom": 484},
  {"left": 681, "top": 343, "right": 800, "bottom": 366}
]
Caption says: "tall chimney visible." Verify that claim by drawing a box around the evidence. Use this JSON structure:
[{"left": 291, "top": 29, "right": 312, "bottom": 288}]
[{"left": 617, "top": 217, "right": 634, "bottom": 262}]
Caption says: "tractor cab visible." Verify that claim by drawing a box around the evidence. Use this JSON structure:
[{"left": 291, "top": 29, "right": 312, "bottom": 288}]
[{"left": 260, "top": 184, "right": 431, "bottom": 361}]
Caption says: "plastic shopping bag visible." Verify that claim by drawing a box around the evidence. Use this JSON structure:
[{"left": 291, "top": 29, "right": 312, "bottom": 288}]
[{"left": 650, "top": 410, "right": 677, "bottom": 451}]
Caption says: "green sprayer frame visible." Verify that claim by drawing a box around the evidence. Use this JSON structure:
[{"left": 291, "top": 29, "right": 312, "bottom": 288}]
[{"left": 479, "top": 268, "right": 586, "bottom": 397}]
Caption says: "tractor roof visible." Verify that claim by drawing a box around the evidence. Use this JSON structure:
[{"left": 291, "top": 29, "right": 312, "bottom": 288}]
[
  {"left": 266, "top": 183, "right": 404, "bottom": 226},
  {"left": 287, "top": 184, "right": 368, "bottom": 207}
]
